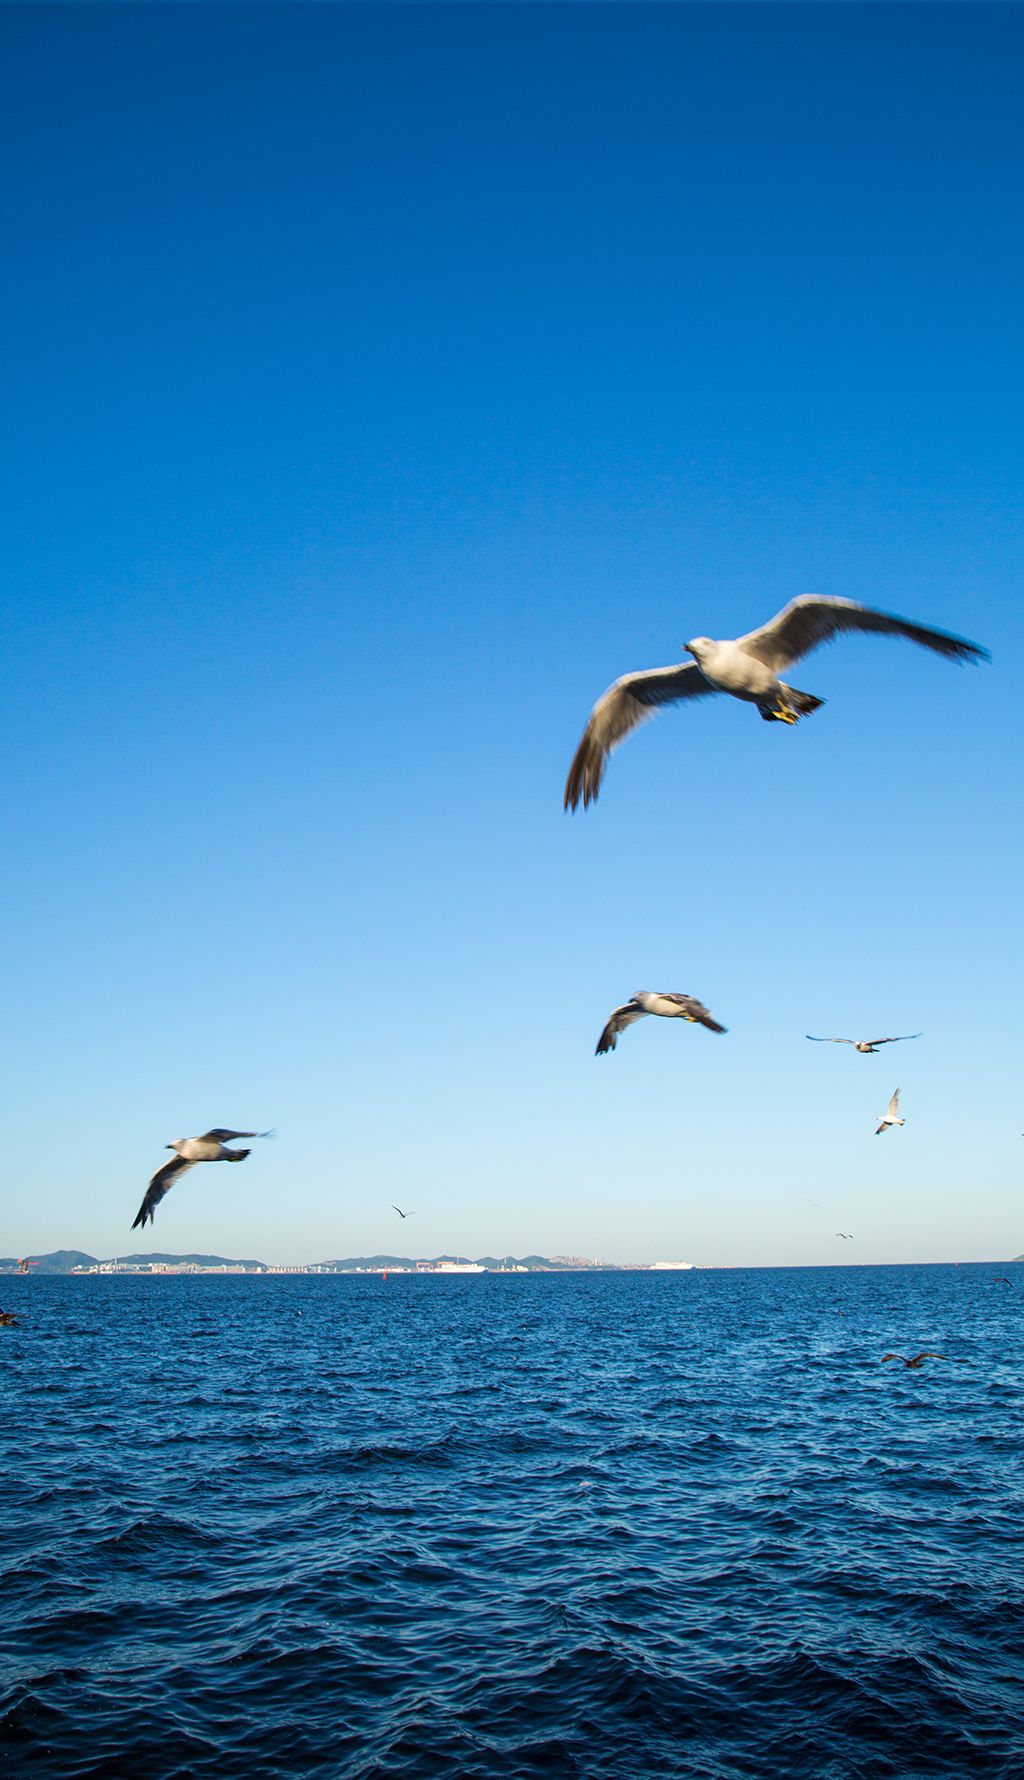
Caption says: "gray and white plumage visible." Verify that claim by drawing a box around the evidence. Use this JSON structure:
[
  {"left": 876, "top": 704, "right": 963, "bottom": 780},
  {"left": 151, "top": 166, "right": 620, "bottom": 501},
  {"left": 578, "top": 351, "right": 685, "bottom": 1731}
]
[
  {"left": 596, "top": 991, "right": 727, "bottom": 1055},
  {"left": 874, "top": 1090, "right": 905, "bottom": 1137},
  {"left": 132, "top": 1129, "right": 274, "bottom": 1229},
  {"left": 564, "top": 595, "right": 988, "bottom": 809},
  {"left": 807, "top": 1033, "right": 921, "bottom": 1054}
]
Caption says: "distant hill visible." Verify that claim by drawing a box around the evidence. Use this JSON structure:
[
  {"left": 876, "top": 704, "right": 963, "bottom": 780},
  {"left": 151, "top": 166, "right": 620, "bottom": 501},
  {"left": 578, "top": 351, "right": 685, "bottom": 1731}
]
[
  {"left": 0, "top": 1250, "right": 264, "bottom": 1273},
  {"left": 115, "top": 1252, "right": 266, "bottom": 1269}
]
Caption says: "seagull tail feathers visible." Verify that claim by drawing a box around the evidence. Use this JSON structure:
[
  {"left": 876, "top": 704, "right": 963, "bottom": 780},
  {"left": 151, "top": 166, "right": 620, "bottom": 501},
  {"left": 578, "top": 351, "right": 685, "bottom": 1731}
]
[
  {"left": 759, "top": 685, "right": 825, "bottom": 721},
  {"left": 784, "top": 686, "right": 825, "bottom": 715}
]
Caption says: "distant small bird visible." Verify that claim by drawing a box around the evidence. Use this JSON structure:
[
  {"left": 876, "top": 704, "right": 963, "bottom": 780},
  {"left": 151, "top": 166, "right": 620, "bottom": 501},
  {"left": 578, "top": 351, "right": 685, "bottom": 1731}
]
[
  {"left": 875, "top": 1088, "right": 905, "bottom": 1136},
  {"left": 596, "top": 991, "right": 727, "bottom": 1055},
  {"left": 807, "top": 1033, "right": 921, "bottom": 1054},
  {"left": 392, "top": 1205, "right": 413, "bottom": 1220},
  {"left": 836, "top": 1232, "right": 853, "bottom": 1239},
  {"left": 881, "top": 1352, "right": 948, "bottom": 1369},
  {"left": 564, "top": 595, "right": 988, "bottom": 809},
  {"left": 132, "top": 1128, "right": 275, "bottom": 1229},
  {"left": 0, "top": 1310, "right": 19, "bottom": 1328},
  {"left": 991, "top": 1277, "right": 1012, "bottom": 1287}
]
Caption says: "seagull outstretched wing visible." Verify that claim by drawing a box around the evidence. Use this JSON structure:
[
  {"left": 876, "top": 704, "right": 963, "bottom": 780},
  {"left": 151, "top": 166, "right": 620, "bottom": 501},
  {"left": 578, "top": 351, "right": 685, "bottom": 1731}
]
[
  {"left": 807, "top": 1035, "right": 855, "bottom": 1045},
  {"left": 200, "top": 1128, "right": 275, "bottom": 1143},
  {"left": 595, "top": 1002, "right": 648, "bottom": 1055},
  {"left": 565, "top": 664, "right": 716, "bottom": 811},
  {"left": 132, "top": 1155, "right": 197, "bottom": 1229},
  {"left": 736, "top": 597, "right": 989, "bottom": 675},
  {"left": 864, "top": 1035, "right": 921, "bottom": 1048}
]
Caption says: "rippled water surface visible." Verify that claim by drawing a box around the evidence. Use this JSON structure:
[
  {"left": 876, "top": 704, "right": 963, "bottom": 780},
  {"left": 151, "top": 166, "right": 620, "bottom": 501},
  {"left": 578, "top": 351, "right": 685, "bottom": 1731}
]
[{"left": 2, "top": 1267, "right": 1022, "bottom": 1777}]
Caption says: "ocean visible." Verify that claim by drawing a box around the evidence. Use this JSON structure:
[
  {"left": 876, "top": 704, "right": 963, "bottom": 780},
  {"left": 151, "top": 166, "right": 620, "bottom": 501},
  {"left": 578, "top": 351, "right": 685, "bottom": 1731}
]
[{"left": 2, "top": 1266, "right": 1021, "bottom": 1778}]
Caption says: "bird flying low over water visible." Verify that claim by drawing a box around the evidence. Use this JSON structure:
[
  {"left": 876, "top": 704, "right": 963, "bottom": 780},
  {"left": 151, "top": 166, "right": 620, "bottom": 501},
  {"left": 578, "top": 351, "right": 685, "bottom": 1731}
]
[
  {"left": 132, "top": 1129, "right": 275, "bottom": 1229},
  {"left": 596, "top": 991, "right": 727, "bottom": 1054},
  {"left": 564, "top": 596, "right": 988, "bottom": 810},
  {"left": 0, "top": 1310, "right": 19, "bottom": 1328},
  {"left": 881, "top": 1352, "right": 948, "bottom": 1369},
  {"left": 807, "top": 1033, "right": 921, "bottom": 1054},
  {"left": 875, "top": 1089, "right": 905, "bottom": 1137}
]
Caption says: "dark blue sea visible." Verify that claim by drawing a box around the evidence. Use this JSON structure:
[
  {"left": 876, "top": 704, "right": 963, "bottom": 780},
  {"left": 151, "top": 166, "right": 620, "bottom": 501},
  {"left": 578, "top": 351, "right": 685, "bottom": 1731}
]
[{"left": 2, "top": 1267, "right": 1022, "bottom": 1778}]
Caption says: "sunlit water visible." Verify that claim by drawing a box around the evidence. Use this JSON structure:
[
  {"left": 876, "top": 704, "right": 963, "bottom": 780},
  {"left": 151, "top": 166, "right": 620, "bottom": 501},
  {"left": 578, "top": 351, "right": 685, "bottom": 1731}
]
[{"left": 2, "top": 1266, "right": 1022, "bottom": 1777}]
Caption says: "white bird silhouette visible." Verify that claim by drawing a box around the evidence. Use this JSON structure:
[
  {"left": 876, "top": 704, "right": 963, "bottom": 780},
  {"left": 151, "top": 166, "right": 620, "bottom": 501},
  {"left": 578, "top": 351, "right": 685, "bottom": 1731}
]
[{"left": 875, "top": 1090, "right": 905, "bottom": 1137}]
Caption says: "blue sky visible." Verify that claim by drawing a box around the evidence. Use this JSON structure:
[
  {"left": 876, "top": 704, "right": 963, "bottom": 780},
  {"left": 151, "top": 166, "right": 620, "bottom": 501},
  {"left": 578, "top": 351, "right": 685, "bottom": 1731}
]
[{"left": 2, "top": 4, "right": 1021, "bottom": 1266}]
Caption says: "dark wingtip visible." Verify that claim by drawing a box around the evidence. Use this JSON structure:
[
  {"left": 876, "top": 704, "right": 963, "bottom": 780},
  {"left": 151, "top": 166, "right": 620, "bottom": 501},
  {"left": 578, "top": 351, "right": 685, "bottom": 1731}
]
[{"left": 564, "top": 741, "right": 602, "bottom": 812}]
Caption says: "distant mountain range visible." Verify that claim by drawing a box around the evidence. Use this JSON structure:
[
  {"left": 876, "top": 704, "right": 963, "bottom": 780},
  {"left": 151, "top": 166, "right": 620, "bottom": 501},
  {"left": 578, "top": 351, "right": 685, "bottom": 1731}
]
[
  {"left": 1, "top": 1250, "right": 618, "bottom": 1274},
  {"left": 0, "top": 1251, "right": 264, "bottom": 1274}
]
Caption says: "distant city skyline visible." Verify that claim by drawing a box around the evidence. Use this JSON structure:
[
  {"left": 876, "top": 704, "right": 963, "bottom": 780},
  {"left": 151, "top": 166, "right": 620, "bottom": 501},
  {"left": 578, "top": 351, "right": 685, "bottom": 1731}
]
[{"left": 2, "top": 4, "right": 1021, "bottom": 1267}]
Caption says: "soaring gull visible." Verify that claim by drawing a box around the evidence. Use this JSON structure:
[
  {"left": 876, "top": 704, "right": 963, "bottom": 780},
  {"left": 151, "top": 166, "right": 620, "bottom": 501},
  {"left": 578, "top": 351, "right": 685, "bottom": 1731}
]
[
  {"left": 807, "top": 1033, "right": 921, "bottom": 1054},
  {"left": 132, "top": 1129, "right": 275, "bottom": 1229},
  {"left": 874, "top": 1090, "right": 905, "bottom": 1137},
  {"left": 564, "top": 595, "right": 988, "bottom": 809},
  {"left": 596, "top": 991, "right": 727, "bottom": 1055}
]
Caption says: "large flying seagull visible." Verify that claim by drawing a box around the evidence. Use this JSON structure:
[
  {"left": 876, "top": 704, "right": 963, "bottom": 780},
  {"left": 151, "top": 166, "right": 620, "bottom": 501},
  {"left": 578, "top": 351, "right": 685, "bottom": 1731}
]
[
  {"left": 596, "top": 991, "right": 727, "bottom": 1055},
  {"left": 564, "top": 596, "right": 988, "bottom": 810},
  {"left": 132, "top": 1129, "right": 275, "bottom": 1229}
]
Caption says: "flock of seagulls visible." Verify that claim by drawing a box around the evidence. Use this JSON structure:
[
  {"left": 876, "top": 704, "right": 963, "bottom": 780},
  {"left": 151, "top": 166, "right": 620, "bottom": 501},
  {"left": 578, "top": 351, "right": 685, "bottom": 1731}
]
[
  {"left": 108, "top": 594, "right": 985, "bottom": 1272},
  {"left": 563, "top": 591, "right": 992, "bottom": 1359},
  {"left": 566, "top": 596, "right": 991, "bottom": 1180},
  {"left": 4, "top": 590, "right": 1003, "bottom": 1375}
]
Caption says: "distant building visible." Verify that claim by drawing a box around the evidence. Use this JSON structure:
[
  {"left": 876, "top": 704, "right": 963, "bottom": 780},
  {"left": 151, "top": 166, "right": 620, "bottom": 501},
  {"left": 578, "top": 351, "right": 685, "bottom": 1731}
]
[{"left": 415, "top": 1260, "right": 486, "bottom": 1274}]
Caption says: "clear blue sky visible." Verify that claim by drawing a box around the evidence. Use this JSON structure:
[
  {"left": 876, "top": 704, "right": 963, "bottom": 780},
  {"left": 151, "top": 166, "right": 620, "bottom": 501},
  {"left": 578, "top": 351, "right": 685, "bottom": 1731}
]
[{"left": 2, "top": 4, "right": 1021, "bottom": 1266}]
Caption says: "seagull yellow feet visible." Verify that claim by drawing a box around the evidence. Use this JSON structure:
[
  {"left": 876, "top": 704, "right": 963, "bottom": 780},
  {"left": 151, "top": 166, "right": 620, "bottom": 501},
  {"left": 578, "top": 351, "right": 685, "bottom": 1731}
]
[{"left": 773, "top": 704, "right": 798, "bottom": 724}]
